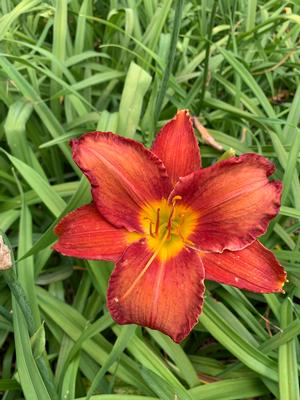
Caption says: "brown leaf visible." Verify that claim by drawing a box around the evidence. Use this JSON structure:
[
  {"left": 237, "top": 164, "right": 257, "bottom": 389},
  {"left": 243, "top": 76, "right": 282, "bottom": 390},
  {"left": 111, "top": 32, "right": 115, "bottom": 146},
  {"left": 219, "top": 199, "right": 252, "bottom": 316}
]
[
  {"left": 0, "top": 235, "right": 12, "bottom": 270},
  {"left": 193, "top": 117, "right": 224, "bottom": 151}
]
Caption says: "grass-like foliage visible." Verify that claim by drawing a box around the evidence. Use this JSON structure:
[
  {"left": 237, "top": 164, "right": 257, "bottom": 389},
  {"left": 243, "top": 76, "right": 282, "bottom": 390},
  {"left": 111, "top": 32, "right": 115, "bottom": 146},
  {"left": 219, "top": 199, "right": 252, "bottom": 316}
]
[{"left": 0, "top": 1, "right": 299, "bottom": 399}]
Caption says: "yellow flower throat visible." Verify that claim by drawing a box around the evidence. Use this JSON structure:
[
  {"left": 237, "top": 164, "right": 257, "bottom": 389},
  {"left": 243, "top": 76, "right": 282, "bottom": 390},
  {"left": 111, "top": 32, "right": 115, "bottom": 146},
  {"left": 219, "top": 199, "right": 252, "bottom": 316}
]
[
  {"left": 120, "top": 197, "right": 199, "bottom": 303},
  {"left": 139, "top": 196, "right": 199, "bottom": 261}
]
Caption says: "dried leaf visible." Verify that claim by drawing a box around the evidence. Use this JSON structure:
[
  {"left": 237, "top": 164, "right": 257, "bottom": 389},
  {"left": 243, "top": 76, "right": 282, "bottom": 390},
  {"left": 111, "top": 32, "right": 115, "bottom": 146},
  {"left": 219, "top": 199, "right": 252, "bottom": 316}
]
[
  {"left": 0, "top": 235, "right": 12, "bottom": 270},
  {"left": 193, "top": 117, "right": 224, "bottom": 151}
]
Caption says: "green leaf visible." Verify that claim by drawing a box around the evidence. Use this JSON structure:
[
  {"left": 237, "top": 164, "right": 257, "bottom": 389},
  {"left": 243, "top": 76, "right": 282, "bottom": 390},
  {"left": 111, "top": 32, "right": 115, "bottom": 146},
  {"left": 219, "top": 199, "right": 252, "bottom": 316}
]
[
  {"left": 30, "top": 322, "right": 46, "bottom": 360},
  {"left": 279, "top": 299, "right": 300, "bottom": 400},
  {"left": 86, "top": 325, "right": 137, "bottom": 399},
  {"left": 117, "top": 62, "right": 152, "bottom": 137},
  {"left": 146, "top": 329, "right": 199, "bottom": 387},
  {"left": 189, "top": 377, "right": 268, "bottom": 399},
  {"left": 1, "top": 150, "right": 66, "bottom": 217},
  {"left": 200, "top": 298, "right": 278, "bottom": 381}
]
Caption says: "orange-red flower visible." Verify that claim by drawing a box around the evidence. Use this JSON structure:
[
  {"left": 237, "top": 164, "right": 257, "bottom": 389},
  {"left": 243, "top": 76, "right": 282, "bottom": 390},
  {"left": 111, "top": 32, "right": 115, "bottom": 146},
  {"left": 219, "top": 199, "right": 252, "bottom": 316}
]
[{"left": 54, "top": 110, "right": 286, "bottom": 343}]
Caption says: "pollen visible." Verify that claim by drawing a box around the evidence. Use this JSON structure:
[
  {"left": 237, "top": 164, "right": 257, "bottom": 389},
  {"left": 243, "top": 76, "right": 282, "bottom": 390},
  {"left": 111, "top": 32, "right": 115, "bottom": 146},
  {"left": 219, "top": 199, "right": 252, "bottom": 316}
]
[{"left": 140, "top": 198, "right": 199, "bottom": 261}]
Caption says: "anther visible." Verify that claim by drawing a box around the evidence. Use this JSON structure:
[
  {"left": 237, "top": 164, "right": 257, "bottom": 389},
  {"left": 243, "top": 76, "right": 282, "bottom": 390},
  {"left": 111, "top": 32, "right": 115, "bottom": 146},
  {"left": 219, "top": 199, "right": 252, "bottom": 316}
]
[{"left": 172, "top": 195, "right": 182, "bottom": 206}]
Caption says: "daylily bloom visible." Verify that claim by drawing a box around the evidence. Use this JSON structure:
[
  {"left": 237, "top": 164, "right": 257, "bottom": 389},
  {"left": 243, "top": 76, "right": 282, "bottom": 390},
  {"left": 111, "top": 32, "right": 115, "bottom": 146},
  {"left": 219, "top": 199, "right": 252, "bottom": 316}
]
[{"left": 54, "top": 110, "right": 286, "bottom": 343}]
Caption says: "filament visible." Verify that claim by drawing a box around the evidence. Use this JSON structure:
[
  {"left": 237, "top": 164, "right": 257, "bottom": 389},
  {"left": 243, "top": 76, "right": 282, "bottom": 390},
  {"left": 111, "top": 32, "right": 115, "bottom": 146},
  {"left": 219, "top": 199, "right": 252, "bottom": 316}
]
[
  {"left": 119, "top": 231, "right": 169, "bottom": 302},
  {"left": 155, "top": 208, "right": 160, "bottom": 236}
]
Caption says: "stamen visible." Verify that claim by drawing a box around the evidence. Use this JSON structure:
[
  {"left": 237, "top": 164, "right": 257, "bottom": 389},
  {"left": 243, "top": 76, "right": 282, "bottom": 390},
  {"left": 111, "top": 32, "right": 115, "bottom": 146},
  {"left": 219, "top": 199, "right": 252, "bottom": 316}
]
[
  {"left": 144, "top": 217, "right": 155, "bottom": 237},
  {"left": 155, "top": 208, "right": 160, "bottom": 236},
  {"left": 167, "top": 196, "right": 182, "bottom": 239},
  {"left": 149, "top": 221, "right": 155, "bottom": 237},
  {"left": 172, "top": 195, "right": 182, "bottom": 205},
  {"left": 167, "top": 210, "right": 174, "bottom": 239},
  {"left": 119, "top": 231, "right": 169, "bottom": 302}
]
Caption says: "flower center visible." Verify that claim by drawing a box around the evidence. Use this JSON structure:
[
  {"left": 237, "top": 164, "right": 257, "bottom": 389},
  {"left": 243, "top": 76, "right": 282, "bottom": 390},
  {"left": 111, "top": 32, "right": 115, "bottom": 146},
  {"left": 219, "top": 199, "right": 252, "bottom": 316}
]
[{"left": 140, "top": 197, "right": 199, "bottom": 261}]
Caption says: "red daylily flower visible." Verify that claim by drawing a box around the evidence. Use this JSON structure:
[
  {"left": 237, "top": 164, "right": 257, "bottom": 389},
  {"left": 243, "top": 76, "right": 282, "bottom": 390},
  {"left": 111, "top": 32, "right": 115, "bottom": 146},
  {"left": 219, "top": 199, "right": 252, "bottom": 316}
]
[{"left": 53, "top": 110, "right": 286, "bottom": 343}]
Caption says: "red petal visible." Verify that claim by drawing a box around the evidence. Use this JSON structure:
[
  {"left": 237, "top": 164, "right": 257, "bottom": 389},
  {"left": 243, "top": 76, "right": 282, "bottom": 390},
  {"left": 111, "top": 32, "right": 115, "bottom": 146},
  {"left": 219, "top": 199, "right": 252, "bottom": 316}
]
[
  {"left": 202, "top": 241, "right": 286, "bottom": 293},
  {"left": 107, "top": 241, "right": 205, "bottom": 343},
  {"left": 53, "top": 204, "right": 132, "bottom": 261},
  {"left": 71, "top": 132, "right": 172, "bottom": 232},
  {"left": 170, "top": 154, "right": 282, "bottom": 252},
  {"left": 151, "top": 110, "right": 201, "bottom": 185}
]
